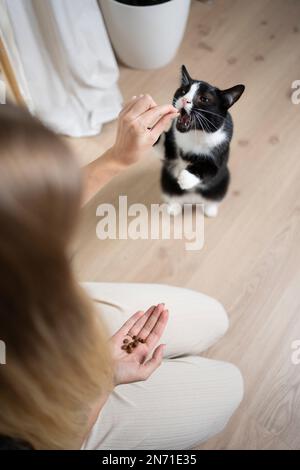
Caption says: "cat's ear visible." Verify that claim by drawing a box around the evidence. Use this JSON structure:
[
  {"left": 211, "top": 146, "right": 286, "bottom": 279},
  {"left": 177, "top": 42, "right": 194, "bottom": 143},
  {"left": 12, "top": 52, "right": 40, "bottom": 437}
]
[
  {"left": 181, "top": 65, "right": 192, "bottom": 86},
  {"left": 220, "top": 85, "right": 245, "bottom": 109}
]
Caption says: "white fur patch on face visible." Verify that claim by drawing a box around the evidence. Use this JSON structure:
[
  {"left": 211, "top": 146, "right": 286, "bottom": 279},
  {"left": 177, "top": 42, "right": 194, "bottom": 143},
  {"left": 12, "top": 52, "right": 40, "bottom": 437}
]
[
  {"left": 175, "top": 83, "right": 199, "bottom": 114},
  {"left": 178, "top": 169, "right": 201, "bottom": 190},
  {"left": 174, "top": 125, "right": 227, "bottom": 156}
]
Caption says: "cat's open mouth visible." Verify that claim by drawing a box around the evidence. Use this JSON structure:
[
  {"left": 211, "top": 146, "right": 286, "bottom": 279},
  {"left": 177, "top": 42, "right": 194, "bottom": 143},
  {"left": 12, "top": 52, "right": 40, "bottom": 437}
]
[{"left": 176, "top": 109, "right": 192, "bottom": 132}]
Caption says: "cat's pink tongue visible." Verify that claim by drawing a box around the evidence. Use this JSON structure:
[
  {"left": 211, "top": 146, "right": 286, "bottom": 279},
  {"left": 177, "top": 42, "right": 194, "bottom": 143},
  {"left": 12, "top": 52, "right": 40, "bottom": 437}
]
[
  {"left": 178, "top": 110, "right": 191, "bottom": 127},
  {"left": 181, "top": 113, "right": 190, "bottom": 125}
]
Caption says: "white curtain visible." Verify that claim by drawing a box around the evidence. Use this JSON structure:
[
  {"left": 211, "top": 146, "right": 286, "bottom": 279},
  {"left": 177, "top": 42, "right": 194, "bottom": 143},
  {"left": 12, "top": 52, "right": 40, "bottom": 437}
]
[{"left": 0, "top": 0, "right": 122, "bottom": 137}]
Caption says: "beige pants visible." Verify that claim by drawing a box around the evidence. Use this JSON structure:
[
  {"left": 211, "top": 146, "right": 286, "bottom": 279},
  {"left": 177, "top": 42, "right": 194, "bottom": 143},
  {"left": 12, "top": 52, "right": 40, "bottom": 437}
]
[{"left": 82, "top": 283, "right": 243, "bottom": 450}]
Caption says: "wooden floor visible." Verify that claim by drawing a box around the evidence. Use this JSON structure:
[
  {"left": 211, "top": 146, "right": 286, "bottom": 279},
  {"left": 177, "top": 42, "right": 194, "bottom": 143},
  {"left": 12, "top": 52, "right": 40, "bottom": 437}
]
[{"left": 70, "top": 0, "right": 300, "bottom": 450}]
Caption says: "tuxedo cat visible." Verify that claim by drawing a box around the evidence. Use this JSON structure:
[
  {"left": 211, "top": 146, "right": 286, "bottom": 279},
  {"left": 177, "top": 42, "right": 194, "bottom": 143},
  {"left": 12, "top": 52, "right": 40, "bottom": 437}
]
[{"left": 160, "top": 65, "right": 245, "bottom": 217}]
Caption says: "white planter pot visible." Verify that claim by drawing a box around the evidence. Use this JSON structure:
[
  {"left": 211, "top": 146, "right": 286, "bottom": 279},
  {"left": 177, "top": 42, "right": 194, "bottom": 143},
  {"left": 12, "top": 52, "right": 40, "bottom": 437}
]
[{"left": 99, "top": 0, "right": 191, "bottom": 69}]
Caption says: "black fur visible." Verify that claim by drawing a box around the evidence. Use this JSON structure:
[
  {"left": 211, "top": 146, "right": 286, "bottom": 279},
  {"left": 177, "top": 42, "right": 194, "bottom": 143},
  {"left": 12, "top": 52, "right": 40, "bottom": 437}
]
[{"left": 160, "top": 65, "right": 244, "bottom": 206}]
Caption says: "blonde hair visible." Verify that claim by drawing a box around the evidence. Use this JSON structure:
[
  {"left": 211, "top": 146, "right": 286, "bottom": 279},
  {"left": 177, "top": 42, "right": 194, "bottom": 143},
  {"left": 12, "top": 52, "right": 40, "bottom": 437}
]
[{"left": 0, "top": 105, "right": 112, "bottom": 449}]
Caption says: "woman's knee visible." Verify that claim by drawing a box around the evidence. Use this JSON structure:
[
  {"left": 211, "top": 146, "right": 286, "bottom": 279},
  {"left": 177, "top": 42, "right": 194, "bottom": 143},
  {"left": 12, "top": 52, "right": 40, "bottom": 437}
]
[
  {"left": 192, "top": 356, "right": 244, "bottom": 409},
  {"left": 161, "top": 284, "right": 229, "bottom": 332},
  {"left": 222, "top": 362, "right": 244, "bottom": 413},
  {"left": 186, "top": 287, "right": 229, "bottom": 341},
  {"left": 208, "top": 361, "right": 244, "bottom": 438},
  {"left": 188, "top": 357, "right": 244, "bottom": 444},
  {"left": 207, "top": 297, "right": 229, "bottom": 339}
]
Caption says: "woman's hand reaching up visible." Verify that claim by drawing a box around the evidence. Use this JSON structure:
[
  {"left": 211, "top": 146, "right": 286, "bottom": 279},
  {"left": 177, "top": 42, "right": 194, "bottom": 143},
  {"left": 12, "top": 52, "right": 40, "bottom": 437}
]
[
  {"left": 83, "top": 94, "right": 178, "bottom": 204},
  {"left": 111, "top": 94, "right": 179, "bottom": 167},
  {"left": 110, "top": 304, "right": 169, "bottom": 385}
]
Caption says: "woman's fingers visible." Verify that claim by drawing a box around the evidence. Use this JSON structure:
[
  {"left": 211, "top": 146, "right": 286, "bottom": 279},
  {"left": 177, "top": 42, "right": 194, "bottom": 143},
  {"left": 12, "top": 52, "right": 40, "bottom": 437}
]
[
  {"left": 127, "top": 304, "right": 160, "bottom": 338},
  {"left": 151, "top": 112, "right": 179, "bottom": 140},
  {"left": 119, "top": 95, "right": 140, "bottom": 116},
  {"left": 137, "top": 304, "right": 165, "bottom": 341},
  {"left": 136, "top": 304, "right": 165, "bottom": 340},
  {"left": 139, "top": 104, "right": 178, "bottom": 129},
  {"left": 124, "top": 94, "right": 157, "bottom": 121},
  {"left": 141, "top": 344, "right": 165, "bottom": 379},
  {"left": 116, "top": 310, "right": 145, "bottom": 337},
  {"left": 116, "top": 303, "right": 165, "bottom": 339},
  {"left": 119, "top": 94, "right": 152, "bottom": 118},
  {"left": 144, "top": 309, "right": 169, "bottom": 349}
]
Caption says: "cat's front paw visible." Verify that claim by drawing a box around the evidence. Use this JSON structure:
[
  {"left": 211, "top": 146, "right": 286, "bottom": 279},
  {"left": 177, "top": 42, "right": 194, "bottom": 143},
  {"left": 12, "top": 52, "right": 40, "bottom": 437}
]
[
  {"left": 204, "top": 203, "right": 219, "bottom": 218},
  {"left": 178, "top": 170, "right": 200, "bottom": 190}
]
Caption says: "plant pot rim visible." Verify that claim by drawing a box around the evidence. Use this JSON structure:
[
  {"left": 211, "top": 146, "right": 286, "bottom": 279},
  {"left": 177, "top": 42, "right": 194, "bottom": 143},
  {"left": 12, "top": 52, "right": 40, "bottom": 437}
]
[{"left": 106, "top": 0, "right": 179, "bottom": 10}]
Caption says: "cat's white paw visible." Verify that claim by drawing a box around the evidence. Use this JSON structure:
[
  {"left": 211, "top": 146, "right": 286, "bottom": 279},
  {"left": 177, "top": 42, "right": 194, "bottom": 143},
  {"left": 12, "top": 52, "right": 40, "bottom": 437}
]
[
  {"left": 204, "top": 203, "right": 219, "bottom": 218},
  {"left": 178, "top": 170, "right": 200, "bottom": 190},
  {"left": 166, "top": 202, "right": 182, "bottom": 216}
]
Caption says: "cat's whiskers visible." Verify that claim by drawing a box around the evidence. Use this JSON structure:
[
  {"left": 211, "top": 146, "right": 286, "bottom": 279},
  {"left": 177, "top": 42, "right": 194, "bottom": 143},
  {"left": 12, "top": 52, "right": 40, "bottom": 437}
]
[
  {"left": 194, "top": 110, "right": 219, "bottom": 131},
  {"left": 194, "top": 113, "right": 207, "bottom": 132},
  {"left": 193, "top": 115, "right": 201, "bottom": 140},
  {"left": 193, "top": 112, "right": 206, "bottom": 133},
  {"left": 194, "top": 112, "right": 211, "bottom": 133},
  {"left": 192, "top": 115, "right": 197, "bottom": 142},
  {"left": 194, "top": 108, "right": 225, "bottom": 120}
]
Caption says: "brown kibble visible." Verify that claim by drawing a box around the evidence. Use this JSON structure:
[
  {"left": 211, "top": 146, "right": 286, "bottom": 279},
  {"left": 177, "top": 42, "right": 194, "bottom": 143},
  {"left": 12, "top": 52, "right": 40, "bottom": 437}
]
[
  {"left": 121, "top": 345, "right": 128, "bottom": 350},
  {"left": 127, "top": 348, "right": 133, "bottom": 354},
  {"left": 132, "top": 342, "right": 138, "bottom": 348},
  {"left": 132, "top": 335, "right": 137, "bottom": 340},
  {"left": 123, "top": 338, "right": 129, "bottom": 344},
  {"left": 138, "top": 338, "right": 146, "bottom": 344}
]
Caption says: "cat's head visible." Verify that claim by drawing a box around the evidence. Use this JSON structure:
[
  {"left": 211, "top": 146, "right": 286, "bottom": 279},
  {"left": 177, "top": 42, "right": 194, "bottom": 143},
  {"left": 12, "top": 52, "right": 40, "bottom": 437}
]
[{"left": 173, "top": 65, "right": 245, "bottom": 133}]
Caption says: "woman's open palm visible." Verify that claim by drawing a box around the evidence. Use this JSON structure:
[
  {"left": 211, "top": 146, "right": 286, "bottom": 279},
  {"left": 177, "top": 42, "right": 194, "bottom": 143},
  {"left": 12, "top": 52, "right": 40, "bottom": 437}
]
[{"left": 110, "top": 304, "right": 169, "bottom": 385}]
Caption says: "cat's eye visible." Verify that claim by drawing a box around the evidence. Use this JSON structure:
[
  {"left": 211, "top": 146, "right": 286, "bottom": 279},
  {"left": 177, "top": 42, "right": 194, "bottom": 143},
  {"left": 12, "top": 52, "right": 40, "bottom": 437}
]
[{"left": 199, "top": 96, "right": 209, "bottom": 103}]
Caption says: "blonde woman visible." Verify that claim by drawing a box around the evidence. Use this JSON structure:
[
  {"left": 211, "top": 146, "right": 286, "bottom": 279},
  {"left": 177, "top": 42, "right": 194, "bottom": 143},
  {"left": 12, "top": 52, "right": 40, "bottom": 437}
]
[{"left": 0, "top": 97, "right": 243, "bottom": 450}]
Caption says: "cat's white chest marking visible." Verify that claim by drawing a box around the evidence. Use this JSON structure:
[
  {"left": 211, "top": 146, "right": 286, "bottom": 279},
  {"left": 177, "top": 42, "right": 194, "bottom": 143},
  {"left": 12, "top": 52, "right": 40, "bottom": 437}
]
[{"left": 174, "top": 126, "right": 227, "bottom": 156}]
